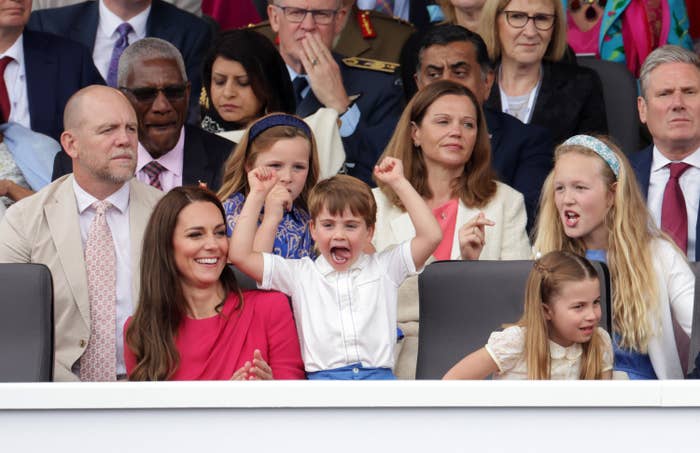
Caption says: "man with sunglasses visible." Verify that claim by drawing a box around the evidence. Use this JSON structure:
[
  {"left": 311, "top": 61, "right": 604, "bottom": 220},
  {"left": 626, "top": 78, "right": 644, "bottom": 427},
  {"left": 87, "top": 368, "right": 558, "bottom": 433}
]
[
  {"left": 268, "top": 0, "right": 403, "bottom": 185},
  {"left": 53, "top": 38, "right": 233, "bottom": 192}
]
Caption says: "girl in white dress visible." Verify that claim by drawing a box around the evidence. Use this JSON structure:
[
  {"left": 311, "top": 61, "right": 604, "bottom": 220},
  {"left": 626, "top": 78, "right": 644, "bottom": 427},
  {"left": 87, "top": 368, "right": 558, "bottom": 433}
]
[{"left": 444, "top": 250, "right": 613, "bottom": 379}]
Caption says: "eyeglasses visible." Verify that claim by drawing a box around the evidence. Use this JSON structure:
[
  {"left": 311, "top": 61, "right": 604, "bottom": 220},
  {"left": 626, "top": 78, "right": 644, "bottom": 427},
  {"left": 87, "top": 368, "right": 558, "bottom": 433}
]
[
  {"left": 502, "top": 10, "right": 556, "bottom": 31},
  {"left": 274, "top": 5, "right": 338, "bottom": 25},
  {"left": 119, "top": 84, "right": 188, "bottom": 103}
]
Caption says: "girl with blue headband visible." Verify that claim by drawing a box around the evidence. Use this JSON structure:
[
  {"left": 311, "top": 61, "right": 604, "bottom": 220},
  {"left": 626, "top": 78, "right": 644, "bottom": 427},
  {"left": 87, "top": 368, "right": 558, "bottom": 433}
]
[
  {"left": 534, "top": 135, "right": 694, "bottom": 379},
  {"left": 217, "top": 113, "right": 320, "bottom": 259}
]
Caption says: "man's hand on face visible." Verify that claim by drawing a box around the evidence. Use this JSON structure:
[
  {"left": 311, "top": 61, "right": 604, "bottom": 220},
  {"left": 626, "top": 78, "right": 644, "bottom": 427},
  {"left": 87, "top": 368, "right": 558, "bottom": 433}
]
[{"left": 299, "top": 32, "right": 350, "bottom": 113}]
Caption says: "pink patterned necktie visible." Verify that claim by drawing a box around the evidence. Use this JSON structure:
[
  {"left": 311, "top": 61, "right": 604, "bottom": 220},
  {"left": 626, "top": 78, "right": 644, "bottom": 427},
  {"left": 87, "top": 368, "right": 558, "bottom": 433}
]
[
  {"left": 80, "top": 200, "right": 117, "bottom": 382},
  {"left": 142, "top": 160, "right": 166, "bottom": 190},
  {"left": 660, "top": 162, "right": 692, "bottom": 255}
]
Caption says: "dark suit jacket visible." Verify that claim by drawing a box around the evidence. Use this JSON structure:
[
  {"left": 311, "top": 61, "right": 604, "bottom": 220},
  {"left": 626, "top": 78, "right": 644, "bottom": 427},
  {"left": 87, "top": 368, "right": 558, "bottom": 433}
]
[
  {"left": 485, "top": 107, "right": 553, "bottom": 232},
  {"left": 28, "top": 0, "right": 212, "bottom": 122},
  {"left": 295, "top": 55, "right": 404, "bottom": 185},
  {"left": 486, "top": 60, "right": 608, "bottom": 146},
  {"left": 630, "top": 145, "right": 700, "bottom": 259},
  {"left": 52, "top": 125, "right": 235, "bottom": 191},
  {"left": 23, "top": 30, "right": 104, "bottom": 141}
]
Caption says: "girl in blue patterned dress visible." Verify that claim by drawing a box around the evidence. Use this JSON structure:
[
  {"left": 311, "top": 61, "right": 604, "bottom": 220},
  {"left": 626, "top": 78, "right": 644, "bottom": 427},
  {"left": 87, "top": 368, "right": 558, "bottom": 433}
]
[{"left": 217, "top": 113, "right": 320, "bottom": 258}]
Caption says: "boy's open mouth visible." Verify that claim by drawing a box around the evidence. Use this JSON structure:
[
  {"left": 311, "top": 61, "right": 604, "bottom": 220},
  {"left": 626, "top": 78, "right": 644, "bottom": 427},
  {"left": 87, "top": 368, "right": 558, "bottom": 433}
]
[{"left": 330, "top": 246, "right": 351, "bottom": 264}]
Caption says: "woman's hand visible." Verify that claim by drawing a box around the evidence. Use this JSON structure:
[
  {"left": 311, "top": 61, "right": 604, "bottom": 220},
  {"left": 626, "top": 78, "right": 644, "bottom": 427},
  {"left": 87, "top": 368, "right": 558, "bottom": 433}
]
[
  {"left": 373, "top": 157, "right": 406, "bottom": 187},
  {"left": 459, "top": 212, "right": 495, "bottom": 260},
  {"left": 230, "top": 350, "right": 274, "bottom": 380},
  {"left": 248, "top": 349, "right": 273, "bottom": 380}
]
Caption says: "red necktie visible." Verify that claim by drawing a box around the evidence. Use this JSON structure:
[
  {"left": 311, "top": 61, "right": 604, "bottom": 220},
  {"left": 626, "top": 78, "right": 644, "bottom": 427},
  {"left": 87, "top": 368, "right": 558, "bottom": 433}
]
[
  {"left": 661, "top": 162, "right": 692, "bottom": 254},
  {"left": 0, "top": 56, "right": 14, "bottom": 123}
]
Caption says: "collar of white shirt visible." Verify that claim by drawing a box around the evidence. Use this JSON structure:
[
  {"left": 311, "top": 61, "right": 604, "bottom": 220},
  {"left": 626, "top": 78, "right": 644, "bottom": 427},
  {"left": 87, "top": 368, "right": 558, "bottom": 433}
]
[
  {"left": 136, "top": 126, "right": 185, "bottom": 177},
  {"left": 0, "top": 34, "right": 23, "bottom": 68},
  {"left": 315, "top": 252, "right": 371, "bottom": 276},
  {"left": 73, "top": 177, "right": 130, "bottom": 215},
  {"left": 98, "top": 0, "right": 150, "bottom": 40},
  {"left": 651, "top": 145, "right": 700, "bottom": 172}
]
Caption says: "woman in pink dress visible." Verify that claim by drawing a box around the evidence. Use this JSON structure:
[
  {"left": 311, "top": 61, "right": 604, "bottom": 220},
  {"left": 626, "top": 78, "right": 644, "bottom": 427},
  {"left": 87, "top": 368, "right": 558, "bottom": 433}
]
[{"left": 124, "top": 186, "right": 305, "bottom": 381}]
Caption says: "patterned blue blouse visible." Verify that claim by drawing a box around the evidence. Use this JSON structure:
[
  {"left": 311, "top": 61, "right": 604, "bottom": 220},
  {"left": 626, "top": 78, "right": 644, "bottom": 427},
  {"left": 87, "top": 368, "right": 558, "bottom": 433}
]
[{"left": 223, "top": 192, "right": 315, "bottom": 259}]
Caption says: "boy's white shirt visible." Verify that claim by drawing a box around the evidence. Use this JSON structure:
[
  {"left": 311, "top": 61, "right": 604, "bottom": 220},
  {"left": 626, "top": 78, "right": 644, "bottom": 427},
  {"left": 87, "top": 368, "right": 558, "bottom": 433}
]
[{"left": 259, "top": 240, "right": 420, "bottom": 372}]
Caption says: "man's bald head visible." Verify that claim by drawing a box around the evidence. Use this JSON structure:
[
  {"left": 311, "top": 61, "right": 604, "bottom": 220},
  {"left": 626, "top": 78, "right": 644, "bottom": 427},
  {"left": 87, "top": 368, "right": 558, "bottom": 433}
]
[{"left": 63, "top": 85, "right": 135, "bottom": 131}]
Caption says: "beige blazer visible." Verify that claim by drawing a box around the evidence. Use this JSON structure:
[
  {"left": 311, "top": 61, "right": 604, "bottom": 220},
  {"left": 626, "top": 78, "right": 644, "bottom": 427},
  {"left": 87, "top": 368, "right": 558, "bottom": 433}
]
[
  {"left": 0, "top": 175, "right": 162, "bottom": 381},
  {"left": 371, "top": 182, "right": 531, "bottom": 378}
]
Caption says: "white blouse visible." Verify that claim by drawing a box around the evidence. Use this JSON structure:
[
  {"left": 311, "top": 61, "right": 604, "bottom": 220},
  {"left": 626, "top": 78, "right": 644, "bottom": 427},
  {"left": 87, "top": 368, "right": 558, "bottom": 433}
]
[{"left": 485, "top": 325, "right": 613, "bottom": 380}]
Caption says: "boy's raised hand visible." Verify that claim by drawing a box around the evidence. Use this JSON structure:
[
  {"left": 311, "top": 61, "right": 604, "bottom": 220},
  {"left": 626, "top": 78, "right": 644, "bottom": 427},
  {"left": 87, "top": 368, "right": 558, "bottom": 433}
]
[
  {"left": 373, "top": 157, "right": 405, "bottom": 186},
  {"left": 247, "top": 167, "right": 279, "bottom": 195}
]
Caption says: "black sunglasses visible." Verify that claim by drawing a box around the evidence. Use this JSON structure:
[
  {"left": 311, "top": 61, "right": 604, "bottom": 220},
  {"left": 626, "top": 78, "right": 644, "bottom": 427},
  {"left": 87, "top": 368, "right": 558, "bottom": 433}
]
[{"left": 120, "top": 84, "right": 188, "bottom": 103}]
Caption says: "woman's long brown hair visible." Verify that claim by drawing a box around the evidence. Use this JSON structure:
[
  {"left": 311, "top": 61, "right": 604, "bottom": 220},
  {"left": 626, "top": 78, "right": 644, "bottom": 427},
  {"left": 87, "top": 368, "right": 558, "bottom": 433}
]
[
  {"left": 376, "top": 80, "right": 497, "bottom": 209},
  {"left": 126, "top": 186, "right": 242, "bottom": 381}
]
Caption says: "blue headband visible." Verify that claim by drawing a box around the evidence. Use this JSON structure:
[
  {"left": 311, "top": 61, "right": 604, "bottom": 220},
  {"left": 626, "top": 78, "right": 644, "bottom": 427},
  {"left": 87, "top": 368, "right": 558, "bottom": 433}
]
[
  {"left": 248, "top": 113, "right": 312, "bottom": 142},
  {"left": 562, "top": 135, "right": 620, "bottom": 177}
]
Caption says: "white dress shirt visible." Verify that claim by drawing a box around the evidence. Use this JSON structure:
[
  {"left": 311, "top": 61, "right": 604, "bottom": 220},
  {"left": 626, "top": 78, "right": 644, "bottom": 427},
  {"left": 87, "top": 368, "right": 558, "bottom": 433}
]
[
  {"left": 93, "top": 0, "right": 150, "bottom": 81},
  {"left": 73, "top": 179, "right": 132, "bottom": 376},
  {"left": 1, "top": 35, "right": 31, "bottom": 130},
  {"left": 135, "top": 127, "right": 185, "bottom": 192},
  {"left": 647, "top": 146, "right": 700, "bottom": 260},
  {"left": 260, "top": 240, "right": 419, "bottom": 372}
]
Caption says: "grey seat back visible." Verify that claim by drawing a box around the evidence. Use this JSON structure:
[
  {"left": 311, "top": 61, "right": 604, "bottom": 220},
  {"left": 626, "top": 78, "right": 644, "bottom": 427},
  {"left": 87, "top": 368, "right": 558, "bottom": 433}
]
[
  {"left": 578, "top": 57, "right": 640, "bottom": 154},
  {"left": 0, "top": 263, "right": 54, "bottom": 382}
]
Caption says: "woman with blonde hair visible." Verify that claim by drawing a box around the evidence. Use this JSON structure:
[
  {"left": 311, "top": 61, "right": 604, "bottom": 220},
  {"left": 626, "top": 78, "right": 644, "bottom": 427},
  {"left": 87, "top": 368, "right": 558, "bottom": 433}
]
[
  {"left": 534, "top": 134, "right": 694, "bottom": 379},
  {"left": 373, "top": 80, "right": 531, "bottom": 378},
  {"left": 480, "top": 0, "right": 607, "bottom": 145}
]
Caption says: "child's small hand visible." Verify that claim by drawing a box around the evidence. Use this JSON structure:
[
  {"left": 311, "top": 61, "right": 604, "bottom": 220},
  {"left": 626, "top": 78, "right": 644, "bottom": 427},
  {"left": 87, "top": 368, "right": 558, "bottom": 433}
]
[
  {"left": 247, "top": 167, "right": 279, "bottom": 195},
  {"left": 264, "top": 183, "right": 293, "bottom": 224},
  {"left": 459, "top": 212, "right": 495, "bottom": 260},
  {"left": 373, "top": 157, "right": 405, "bottom": 186}
]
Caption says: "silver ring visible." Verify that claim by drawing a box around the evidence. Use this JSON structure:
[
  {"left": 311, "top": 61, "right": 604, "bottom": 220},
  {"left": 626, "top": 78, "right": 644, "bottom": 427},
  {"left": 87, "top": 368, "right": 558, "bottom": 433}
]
[{"left": 311, "top": 59, "right": 318, "bottom": 66}]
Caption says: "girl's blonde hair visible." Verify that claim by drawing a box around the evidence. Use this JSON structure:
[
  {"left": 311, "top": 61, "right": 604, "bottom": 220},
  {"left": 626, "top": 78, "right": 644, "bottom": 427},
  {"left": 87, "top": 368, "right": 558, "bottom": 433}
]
[
  {"left": 479, "top": 0, "right": 568, "bottom": 62},
  {"left": 216, "top": 114, "right": 320, "bottom": 211},
  {"left": 518, "top": 250, "right": 605, "bottom": 379},
  {"left": 533, "top": 137, "right": 663, "bottom": 352}
]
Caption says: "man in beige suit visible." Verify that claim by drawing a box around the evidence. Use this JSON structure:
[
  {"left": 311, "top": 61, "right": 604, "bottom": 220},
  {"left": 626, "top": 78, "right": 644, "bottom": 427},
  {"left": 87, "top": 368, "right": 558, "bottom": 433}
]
[{"left": 0, "top": 85, "right": 162, "bottom": 381}]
